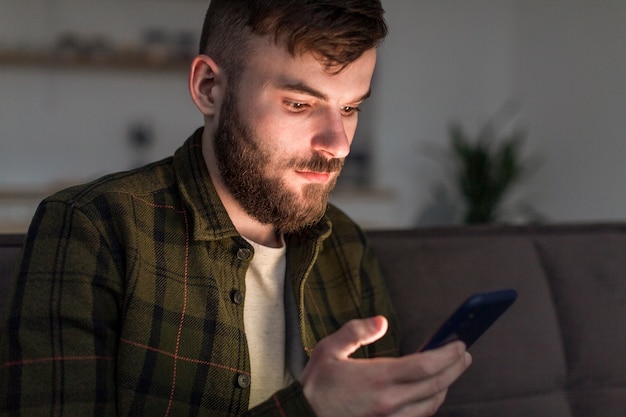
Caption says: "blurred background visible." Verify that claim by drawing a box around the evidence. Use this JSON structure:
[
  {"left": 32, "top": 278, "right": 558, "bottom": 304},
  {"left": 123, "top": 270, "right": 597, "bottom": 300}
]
[{"left": 1, "top": 0, "right": 625, "bottom": 232}]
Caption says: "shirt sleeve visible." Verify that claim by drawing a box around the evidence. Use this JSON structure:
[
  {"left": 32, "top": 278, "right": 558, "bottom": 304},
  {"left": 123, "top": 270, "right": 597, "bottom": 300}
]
[
  {"left": 0, "top": 199, "right": 123, "bottom": 416},
  {"left": 359, "top": 233, "right": 401, "bottom": 359}
]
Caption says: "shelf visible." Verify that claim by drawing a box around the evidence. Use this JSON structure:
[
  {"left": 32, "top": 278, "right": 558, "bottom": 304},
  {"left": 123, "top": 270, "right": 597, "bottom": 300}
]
[{"left": 0, "top": 50, "right": 191, "bottom": 73}]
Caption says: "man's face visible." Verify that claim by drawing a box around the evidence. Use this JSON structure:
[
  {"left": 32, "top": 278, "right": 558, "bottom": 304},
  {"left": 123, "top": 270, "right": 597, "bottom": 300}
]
[{"left": 213, "top": 37, "right": 377, "bottom": 233}]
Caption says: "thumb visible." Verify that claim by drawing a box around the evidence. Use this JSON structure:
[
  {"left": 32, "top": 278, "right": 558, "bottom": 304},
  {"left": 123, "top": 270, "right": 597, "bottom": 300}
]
[{"left": 321, "top": 316, "right": 389, "bottom": 359}]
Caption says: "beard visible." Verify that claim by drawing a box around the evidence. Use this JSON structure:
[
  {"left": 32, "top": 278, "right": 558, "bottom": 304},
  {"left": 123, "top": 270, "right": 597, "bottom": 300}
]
[{"left": 212, "top": 85, "right": 345, "bottom": 234}]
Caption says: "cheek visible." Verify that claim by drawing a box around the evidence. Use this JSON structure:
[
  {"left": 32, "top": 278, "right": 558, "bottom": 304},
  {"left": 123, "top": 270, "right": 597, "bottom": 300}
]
[
  {"left": 345, "top": 119, "right": 359, "bottom": 144},
  {"left": 256, "top": 114, "right": 313, "bottom": 153}
]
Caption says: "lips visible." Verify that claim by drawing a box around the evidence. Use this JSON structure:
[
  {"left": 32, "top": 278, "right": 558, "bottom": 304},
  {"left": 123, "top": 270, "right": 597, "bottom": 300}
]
[{"left": 295, "top": 170, "right": 331, "bottom": 183}]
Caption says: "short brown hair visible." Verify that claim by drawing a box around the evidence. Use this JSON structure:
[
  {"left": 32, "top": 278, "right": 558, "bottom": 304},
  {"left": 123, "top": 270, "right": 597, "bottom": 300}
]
[{"left": 199, "top": 0, "right": 387, "bottom": 77}]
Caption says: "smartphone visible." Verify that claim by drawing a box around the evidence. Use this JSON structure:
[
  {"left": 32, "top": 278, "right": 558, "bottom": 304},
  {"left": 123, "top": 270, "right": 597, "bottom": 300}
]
[{"left": 418, "top": 288, "right": 518, "bottom": 351}]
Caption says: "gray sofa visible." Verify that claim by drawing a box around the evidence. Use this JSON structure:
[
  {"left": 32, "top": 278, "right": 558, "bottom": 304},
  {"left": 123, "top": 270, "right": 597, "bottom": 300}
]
[
  {"left": 2, "top": 223, "right": 625, "bottom": 416},
  {"left": 367, "top": 223, "right": 626, "bottom": 417}
]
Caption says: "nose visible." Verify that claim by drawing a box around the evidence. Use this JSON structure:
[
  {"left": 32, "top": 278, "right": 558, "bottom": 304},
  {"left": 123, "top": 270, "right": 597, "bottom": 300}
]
[{"left": 311, "top": 110, "right": 352, "bottom": 159}]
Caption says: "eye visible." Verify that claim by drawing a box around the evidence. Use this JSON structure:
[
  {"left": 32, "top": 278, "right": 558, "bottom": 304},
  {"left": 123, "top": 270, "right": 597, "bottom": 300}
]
[
  {"left": 341, "top": 105, "right": 361, "bottom": 116},
  {"left": 284, "top": 100, "right": 310, "bottom": 113}
]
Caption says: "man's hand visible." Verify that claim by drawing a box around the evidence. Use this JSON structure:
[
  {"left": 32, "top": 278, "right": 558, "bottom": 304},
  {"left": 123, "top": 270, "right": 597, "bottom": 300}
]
[{"left": 299, "top": 316, "right": 472, "bottom": 417}]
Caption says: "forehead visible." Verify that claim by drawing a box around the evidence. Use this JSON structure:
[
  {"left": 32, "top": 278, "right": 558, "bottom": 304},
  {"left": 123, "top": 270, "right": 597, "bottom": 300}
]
[{"left": 237, "top": 35, "right": 377, "bottom": 99}]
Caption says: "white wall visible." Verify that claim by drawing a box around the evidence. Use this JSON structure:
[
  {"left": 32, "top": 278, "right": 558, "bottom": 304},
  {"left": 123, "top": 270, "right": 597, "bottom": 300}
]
[
  {"left": 513, "top": 0, "right": 626, "bottom": 222},
  {"left": 1, "top": 0, "right": 625, "bottom": 231},
  {"left": 0, "top": 0, "right": 206, "bottom": 188},
  {"left": 338, "top": 0, "right": 626, "bottom": 227},
  {"left": 373, "top": 0, "right": 518, "bottom": 226}
]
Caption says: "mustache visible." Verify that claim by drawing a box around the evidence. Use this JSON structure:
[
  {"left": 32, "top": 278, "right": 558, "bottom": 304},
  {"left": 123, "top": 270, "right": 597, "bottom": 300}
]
[{"left": 291, "top": 154, "right": 345, "bottom": 173}]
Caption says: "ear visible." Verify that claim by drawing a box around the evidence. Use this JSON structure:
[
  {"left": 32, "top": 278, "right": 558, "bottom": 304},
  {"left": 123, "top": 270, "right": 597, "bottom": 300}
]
[{"left": 189, "top": 54, "right": 226, "bottom": 116}]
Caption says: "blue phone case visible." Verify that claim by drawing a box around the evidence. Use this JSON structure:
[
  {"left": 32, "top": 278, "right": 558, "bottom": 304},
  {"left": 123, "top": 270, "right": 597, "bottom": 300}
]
[{"left": 418, "top": 288, "right": 518, "bottom": 351}]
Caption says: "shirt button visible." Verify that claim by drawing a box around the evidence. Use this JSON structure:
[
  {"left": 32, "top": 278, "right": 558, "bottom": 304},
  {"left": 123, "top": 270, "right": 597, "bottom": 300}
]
[
  {"left": 236, "top": 247, "right": 252, "bottom": 260},
  {"left": 237, "top": 374, "right": 251, "bottom": 389},
  {"left": 232, "top": 290, "right": 244, "bottom": 305}
]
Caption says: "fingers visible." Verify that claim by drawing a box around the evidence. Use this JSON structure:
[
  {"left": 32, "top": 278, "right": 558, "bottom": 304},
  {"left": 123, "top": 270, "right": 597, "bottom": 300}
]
[
  {"left": 366, "top": 342, "right": 470, "bottom": 415},
  {"left": 314, "top": 315, "right": 389, "bottom": 359},
  {"left": 388, "top": 390, "right": 449, "bottom": 417},
  {"left": 390, "top": 341, "right": 471, "bottom": 384}
]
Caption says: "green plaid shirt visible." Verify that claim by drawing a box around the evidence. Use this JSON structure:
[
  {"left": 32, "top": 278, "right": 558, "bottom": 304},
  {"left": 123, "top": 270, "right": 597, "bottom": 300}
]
[{"left": 1, "top": 128, "right": 399, "bottom": 416}]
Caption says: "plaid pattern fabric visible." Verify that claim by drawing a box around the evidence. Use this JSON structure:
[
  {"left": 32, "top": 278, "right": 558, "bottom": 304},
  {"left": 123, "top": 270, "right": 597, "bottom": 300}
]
[{"left": 0, "top": 128, "right": 399, "bottom": 416}]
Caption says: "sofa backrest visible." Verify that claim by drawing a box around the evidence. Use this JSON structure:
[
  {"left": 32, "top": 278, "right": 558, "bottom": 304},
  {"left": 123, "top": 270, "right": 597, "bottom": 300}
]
[{"left": 367, "top": 223, "right": 626, "bottom": 417}]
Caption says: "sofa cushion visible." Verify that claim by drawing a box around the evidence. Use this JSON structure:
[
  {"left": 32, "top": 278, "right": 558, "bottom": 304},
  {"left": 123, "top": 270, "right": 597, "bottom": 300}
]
[
  {"left": 436, "top": 391, "right": 573, "bottom": 417},
  {"left": 535, "top": 230, "right": 626, "bottom": 417}
]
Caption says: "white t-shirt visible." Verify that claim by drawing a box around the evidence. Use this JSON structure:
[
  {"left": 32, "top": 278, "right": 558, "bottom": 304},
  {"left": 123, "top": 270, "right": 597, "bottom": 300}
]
[{"left": 242, "top": 237, "right": 294, "bottom": 408}]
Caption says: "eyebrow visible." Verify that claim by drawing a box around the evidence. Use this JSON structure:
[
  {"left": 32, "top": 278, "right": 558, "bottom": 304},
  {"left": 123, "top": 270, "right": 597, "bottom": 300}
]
[{"left": 280, "top": 82, "right": 372, "bottom": 103}]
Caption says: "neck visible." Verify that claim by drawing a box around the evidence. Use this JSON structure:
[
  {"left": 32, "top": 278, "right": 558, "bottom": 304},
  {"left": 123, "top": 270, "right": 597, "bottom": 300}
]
[
  {"left": 223, "top": 190, "right": 283, "bottom": 247},
  {"left": 225, "top": 200, "right": 282, "bottom": 247}
]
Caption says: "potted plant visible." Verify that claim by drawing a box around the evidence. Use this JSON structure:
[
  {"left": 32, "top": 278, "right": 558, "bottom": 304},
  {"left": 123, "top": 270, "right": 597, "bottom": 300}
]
[{"left": 424, "top": 111, "right": 542, "bottom": 224}]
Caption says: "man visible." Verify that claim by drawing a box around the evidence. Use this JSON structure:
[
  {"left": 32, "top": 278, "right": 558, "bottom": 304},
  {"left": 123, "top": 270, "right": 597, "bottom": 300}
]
[{"left": 0, "top": 1, "right": 471, "bottom": 416}]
